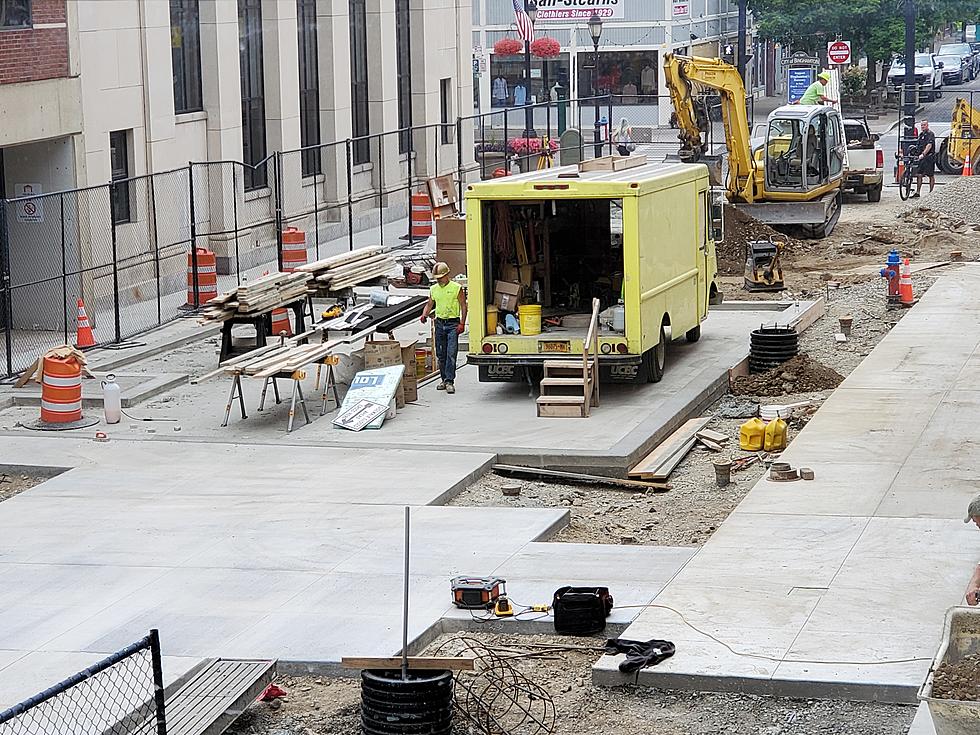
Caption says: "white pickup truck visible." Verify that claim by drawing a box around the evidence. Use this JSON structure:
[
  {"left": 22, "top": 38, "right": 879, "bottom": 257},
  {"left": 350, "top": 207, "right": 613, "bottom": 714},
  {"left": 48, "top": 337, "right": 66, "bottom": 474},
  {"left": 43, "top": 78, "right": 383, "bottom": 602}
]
[{"left": 842, "top": 117, "right": 884, "bottom": 202}]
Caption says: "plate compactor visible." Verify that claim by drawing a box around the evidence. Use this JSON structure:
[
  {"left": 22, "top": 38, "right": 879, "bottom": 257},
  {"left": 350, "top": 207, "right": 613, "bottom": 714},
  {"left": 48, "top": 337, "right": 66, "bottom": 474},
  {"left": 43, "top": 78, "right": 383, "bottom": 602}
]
[{"left": 744, "top": 238, "right": 786, "bottom": 292}]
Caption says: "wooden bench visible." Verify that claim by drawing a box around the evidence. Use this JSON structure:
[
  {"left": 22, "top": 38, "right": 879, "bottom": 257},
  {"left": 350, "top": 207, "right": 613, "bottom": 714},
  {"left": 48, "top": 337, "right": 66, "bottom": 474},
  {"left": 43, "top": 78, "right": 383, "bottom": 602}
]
[{"left": 157, "top": 659, "right": 276, "bottom": 735}]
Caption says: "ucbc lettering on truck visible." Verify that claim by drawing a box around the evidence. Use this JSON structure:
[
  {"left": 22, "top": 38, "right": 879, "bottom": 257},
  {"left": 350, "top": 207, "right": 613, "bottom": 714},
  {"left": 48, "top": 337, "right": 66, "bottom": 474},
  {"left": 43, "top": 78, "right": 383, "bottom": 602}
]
[{"left": 537, "top": 0, "right": 624, "bottom": 20}]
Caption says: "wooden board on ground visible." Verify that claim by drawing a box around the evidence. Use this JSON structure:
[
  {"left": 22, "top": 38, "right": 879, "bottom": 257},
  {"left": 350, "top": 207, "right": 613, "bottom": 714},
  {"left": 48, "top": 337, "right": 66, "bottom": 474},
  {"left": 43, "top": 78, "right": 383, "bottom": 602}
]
[
  {"left": 341, "top": 657, "right": 475, "bottom": 671},
  {"left": 629, "top": 417, "right": 712, "bottom": 480},
  {"left": 492, "top": 464, "right": 670, "bottom": 492},
  {"left": 696, "top": 428, "right": 729, "bottom": 444}
]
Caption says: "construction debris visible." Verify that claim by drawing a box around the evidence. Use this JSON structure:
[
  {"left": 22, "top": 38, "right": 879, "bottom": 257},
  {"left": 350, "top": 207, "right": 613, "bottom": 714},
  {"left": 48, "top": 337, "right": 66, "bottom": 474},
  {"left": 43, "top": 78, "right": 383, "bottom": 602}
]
[
  {"left": 492, "top": 465, "right": 670, "bottom": 492},
  {"left": 297, "top": 246, "right": 397, "bottom": 291},
  {"left": 731, "top": 355, "right": 843, "bottom": 397},
  {"left": 200, "top": 271, "right": 312, "bottom": 323},
  {"left": 629, "top": 417, "right": 712, "bottom": 481}
]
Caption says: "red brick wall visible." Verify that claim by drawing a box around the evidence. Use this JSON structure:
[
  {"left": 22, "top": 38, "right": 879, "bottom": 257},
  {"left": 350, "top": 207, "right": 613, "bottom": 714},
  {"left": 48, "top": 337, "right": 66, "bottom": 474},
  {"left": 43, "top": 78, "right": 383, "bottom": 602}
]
[{"left": 0, "top": 0, "right": 69, "bottom": 85}]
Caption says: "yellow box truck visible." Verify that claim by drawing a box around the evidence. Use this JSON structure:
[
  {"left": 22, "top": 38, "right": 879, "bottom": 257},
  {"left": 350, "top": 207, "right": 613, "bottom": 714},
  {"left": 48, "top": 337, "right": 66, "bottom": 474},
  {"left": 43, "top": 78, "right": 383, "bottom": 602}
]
[{"left": 465, "top": 161, "right": 722, "bottom": 384}]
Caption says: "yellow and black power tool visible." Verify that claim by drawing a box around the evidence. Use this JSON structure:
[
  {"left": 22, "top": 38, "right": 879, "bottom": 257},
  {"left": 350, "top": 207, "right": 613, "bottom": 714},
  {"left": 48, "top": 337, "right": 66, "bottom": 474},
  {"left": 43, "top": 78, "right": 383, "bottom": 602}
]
[{"left": 744, "top": 237, "right": 786, "bottom": 292}]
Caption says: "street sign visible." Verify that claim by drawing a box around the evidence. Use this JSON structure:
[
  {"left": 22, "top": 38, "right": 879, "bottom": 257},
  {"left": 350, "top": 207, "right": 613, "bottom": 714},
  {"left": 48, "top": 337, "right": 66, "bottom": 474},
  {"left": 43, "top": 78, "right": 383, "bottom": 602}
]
[
  {"left": 14, "top": 183, "right": 43, "bottom": 224},
  {"left": 781, "top": 51, "right": 820, "bottom": 68},
  {"left": 536, "top": 0, "right": 624, "bottom": 20},
  {"left": 787, "top": 67, "right": 814, "bottom": 103},
  {"left": 672, "top": 2, "right": 690, "bottom": 17},
  {"left": 827, "top": 40, "right": 851, "bottom": 65}
]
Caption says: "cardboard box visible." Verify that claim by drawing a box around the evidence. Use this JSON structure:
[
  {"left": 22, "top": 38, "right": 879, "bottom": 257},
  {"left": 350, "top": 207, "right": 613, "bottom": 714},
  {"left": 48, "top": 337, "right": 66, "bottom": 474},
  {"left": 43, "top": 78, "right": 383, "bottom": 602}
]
[
  {"left": 363, "top": 340, "right": 405, "bottom": 408},
  {"left": 494, "top": 280, "right": 521, "bottom": 313},
  {"left": 427, "top": 175, "right": 459, "bottom": 218},
  {"left": 402, "top": 376, "right": 419, "bottom": 403},
  {"left": 436, "top": 217, "right": 467, "bottom": 277}
]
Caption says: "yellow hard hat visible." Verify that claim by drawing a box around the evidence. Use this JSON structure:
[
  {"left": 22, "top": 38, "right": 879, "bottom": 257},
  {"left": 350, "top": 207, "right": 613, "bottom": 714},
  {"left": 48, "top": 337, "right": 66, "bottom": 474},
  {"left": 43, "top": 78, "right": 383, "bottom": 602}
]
[
  {"left": 818, "top": 71, "right": 832, "bottom": 81},
  {"left": 432, "top": 262, "right": 451, "bottom": 278}
]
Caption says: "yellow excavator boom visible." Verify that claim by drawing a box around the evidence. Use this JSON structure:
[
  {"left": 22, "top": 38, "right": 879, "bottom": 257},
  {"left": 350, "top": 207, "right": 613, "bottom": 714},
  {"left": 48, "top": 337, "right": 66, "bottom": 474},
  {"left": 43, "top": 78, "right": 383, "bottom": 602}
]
[
  {"left": 948, "top": 98, "right": 980, "bottom": 166},
  {"left": 662, "top": 53, "right": 758, "bottom": 203}
]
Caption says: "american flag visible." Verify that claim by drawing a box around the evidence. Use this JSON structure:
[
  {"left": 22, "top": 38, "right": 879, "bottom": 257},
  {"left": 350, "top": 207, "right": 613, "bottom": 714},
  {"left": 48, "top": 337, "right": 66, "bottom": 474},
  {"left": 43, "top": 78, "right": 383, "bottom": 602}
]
[{"left": 512, "top": 0, "right": 535, "bottom": 43}]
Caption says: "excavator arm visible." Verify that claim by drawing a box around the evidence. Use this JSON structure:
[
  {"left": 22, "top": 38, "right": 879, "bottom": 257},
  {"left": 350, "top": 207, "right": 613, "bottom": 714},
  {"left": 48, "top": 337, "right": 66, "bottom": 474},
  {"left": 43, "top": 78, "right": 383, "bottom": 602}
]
[
  {"left": 948, "top": 97, "right": 980, "bottom": 166},
  {"left": 662, "top": 54, "right": 759, "bottom": 203}
]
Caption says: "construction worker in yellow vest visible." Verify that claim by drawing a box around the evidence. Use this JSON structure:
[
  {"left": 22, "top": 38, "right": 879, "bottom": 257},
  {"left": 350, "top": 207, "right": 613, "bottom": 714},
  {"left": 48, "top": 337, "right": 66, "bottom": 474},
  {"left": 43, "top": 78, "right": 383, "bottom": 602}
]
[{"left": 420, "top": 262, "right": 467, "bottom": 394}]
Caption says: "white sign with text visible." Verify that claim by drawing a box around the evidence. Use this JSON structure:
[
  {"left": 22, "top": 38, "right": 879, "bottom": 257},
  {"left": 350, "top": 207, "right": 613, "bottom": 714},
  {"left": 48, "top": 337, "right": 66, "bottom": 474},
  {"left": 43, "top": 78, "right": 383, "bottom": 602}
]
[
  {"left": 14, "top": 183, "right": 43, "bottom": 224},
  {"left": 537, "top": 0, "right": 625, "bottom": 21}
]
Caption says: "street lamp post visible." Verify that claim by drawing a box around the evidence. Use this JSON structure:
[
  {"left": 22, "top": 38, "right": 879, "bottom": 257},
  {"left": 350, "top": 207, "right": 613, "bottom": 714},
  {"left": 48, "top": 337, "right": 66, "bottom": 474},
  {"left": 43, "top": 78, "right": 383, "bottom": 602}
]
[
  {"left": 902, "top": 0, "right": 917, "bottom": 155},
  {"left": 588, "top": 14, "right": 603, "bottom": 158},
  {"left": 523, "top": 1, "right": 538, "bottom": 138}
]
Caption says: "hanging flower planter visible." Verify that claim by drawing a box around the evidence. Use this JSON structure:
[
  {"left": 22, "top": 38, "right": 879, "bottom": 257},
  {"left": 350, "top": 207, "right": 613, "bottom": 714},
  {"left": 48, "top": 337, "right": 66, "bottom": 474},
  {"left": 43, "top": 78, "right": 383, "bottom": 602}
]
[
  {"left": 493, "top": 38, "right": 523, "bottom": 56},
  {"left": 530, "top": 36, "right": 561, "bottom": 59}
]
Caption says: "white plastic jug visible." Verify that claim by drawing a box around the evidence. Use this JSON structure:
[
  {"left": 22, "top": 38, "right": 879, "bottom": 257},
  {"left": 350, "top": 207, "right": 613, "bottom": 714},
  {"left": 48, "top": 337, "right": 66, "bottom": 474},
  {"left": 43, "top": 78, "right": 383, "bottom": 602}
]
[
  {"left": 612, "top": 300, "right": 626, "bottom": 333},
  {"left": 102, "top": 374, "right": 121, "bottom": 424}
]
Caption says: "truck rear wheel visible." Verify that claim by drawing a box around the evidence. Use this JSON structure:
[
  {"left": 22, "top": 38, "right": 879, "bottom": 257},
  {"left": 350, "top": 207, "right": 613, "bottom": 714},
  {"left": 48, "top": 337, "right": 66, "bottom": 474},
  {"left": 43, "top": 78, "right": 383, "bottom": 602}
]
[
  {"left": 938, "top": 139, "right": 963, "bottom": 176},
  {"left": 685, "top": 325, "right": 702, "bottom": 343},
  {"left": 644, "top": 324, "right": 668, "bottom": 383}
]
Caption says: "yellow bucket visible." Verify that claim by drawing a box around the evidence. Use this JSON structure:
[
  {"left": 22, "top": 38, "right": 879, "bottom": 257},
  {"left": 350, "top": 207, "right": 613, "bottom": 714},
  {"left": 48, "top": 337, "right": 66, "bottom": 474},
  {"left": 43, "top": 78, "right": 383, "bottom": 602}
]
[
  {"left": 415, "top": 349, "right": 428, "bottom": 378},
  {"left": 519, "top": 304, "right": 542, "bottom": 336},
  {"left": 486, "top": 305, "right": 498, "bottom": 335}
]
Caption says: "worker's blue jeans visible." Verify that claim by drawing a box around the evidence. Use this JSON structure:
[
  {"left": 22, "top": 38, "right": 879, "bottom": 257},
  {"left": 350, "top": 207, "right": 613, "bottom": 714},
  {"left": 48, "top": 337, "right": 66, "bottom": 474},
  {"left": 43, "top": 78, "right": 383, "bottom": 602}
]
[{"left": 434, "top": 318, "right": 459, "bottom": 384}]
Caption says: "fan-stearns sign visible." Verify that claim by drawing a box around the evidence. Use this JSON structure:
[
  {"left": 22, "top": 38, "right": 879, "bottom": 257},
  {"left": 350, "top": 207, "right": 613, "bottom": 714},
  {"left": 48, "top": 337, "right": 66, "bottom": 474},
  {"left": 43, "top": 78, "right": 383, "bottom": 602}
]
[{"left": 537, "top": 0, "right": 625, "bottom": 20}]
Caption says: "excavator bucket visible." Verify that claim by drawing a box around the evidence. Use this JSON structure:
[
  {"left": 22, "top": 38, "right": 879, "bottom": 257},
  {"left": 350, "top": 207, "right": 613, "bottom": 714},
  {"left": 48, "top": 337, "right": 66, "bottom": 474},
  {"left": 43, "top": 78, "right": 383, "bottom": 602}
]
[{"left": 665, "top": 152, "right": 724, "bottom": 186}]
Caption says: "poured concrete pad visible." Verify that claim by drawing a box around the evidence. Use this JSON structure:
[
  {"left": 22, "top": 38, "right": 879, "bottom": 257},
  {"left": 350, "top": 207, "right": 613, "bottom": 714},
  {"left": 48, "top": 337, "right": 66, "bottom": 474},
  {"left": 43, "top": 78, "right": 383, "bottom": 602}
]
[
  {"left": 595, "top": 265, "right": 980, "bottom": 702},
  {"left": 0, "top": 437, "right": 566, "bottom": 709}
]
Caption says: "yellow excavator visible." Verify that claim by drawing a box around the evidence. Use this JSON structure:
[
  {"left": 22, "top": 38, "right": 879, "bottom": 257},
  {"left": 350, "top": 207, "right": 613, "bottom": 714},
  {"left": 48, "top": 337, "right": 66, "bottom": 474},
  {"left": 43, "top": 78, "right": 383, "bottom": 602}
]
[
  {"left": 938, "top": 98, "right": 980, "bottom": 175},
  {"left": 663, "top": 54, "right": 846, "bottom": 238}
]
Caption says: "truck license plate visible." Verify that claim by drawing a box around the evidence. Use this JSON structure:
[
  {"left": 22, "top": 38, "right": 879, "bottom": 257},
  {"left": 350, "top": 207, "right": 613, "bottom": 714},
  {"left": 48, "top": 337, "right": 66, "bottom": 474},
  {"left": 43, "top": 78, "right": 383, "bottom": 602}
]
[{"left": 539, "top": 341, "right": 571, "bottom": 353}]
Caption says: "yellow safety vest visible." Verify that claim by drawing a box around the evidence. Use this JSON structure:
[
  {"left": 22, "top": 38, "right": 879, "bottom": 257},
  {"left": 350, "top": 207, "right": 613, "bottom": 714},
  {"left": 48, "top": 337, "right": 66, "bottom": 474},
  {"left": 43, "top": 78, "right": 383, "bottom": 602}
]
[{"left": 430, "top": 281, "right": 462, "bottom": 319}]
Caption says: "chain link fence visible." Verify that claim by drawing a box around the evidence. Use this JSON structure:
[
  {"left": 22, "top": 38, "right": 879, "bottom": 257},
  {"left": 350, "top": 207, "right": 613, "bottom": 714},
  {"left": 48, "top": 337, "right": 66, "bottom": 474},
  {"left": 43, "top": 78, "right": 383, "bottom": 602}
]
[{"left": 0, "top": 630, "right": 166, "bottom": 735}]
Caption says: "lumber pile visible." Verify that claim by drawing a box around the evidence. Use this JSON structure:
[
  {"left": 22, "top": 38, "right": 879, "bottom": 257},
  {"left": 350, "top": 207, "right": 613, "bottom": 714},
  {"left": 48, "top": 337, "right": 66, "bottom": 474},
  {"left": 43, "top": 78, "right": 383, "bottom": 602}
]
[
  {"left": 297, "top": 246, "right": 396, "bottom": 291},
  {"left": 628, "top": 417, "right": 712, "bottom": 481},
  {"left": 199, "top": 271, "right": 312, "bottom": 323}
]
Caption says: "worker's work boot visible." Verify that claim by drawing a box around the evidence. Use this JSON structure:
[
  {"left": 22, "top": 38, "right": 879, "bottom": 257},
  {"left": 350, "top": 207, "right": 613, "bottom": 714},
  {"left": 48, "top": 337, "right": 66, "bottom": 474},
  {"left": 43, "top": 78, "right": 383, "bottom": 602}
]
[
  {"left": 446, "top": 382, "right": 456, "bottom": 394},
  {"left": 436, "top": 382, "right": 447, "bottom": 390}
]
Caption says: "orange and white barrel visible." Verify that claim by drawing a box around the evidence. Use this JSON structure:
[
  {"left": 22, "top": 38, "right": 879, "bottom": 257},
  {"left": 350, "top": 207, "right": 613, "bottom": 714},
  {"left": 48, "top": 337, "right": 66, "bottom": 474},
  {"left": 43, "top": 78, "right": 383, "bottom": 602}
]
[
  {"left": 281, "top": 227, "right": 308, "bottom": 272},
  {"left": 40, "top": 355, "right": 83, "bottom": 424},
  {"left": 271, "top": 308, "right": 292, "bottom": 337},
  {"left": 410, "top": 193, "right": 433, "bottom": 238},
  {"left": 186, "top": 248, "right": 219, "bottom": 307}
]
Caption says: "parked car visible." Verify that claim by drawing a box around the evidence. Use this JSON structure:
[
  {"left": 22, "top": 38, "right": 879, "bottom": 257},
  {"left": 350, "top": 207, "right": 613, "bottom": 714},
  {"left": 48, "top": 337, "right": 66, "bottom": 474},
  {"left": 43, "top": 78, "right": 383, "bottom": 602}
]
[
  {"left": 887, "top": 53, "right": 944, "bottom": 100},
  {"left": 842, "top": 117, "right": 884, "bottom": 202},
  {"left": 936, "top": 43, "right": 975, "bottom": 83}
]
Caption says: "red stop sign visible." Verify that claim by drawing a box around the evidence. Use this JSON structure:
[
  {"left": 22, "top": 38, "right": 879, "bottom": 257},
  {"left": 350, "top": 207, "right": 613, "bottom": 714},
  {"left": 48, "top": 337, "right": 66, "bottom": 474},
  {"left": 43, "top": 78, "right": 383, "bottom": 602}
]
[{"left": 827, "top": 41, "right": 850, "bottom": 64}]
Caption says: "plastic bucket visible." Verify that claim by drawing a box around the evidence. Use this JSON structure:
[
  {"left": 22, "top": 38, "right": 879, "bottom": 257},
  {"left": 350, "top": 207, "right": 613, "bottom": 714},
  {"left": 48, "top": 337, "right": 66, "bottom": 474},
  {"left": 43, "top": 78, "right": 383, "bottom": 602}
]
[
  {"left": 486, "top": 305, "right": 499, "bottom": 335},
  {"left": 519, "top": 304, "right": 542, "bottom": 336},
  {"left": 415, "top": 349, "right": 428, "bottom": 378}
]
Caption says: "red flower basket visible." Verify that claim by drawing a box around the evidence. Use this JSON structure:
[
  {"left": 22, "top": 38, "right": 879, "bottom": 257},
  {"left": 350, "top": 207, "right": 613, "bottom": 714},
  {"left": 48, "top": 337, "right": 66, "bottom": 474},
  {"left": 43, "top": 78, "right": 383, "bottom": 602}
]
[
  {"left": 530, "top": 37, "right": 561, "bottom": 59},
  {"left": 493, "top": 38, "right": 523, "bottom": 56}
]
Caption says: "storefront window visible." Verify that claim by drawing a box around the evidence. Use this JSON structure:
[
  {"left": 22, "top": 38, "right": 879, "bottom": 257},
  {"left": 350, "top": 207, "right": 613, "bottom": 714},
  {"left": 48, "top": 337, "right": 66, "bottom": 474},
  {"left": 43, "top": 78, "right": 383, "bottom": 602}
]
[
  {"left": 489, "top": 53, "right": 569, "bottom": 107},
  {"left": 577, "top": 51, "right": 659, "bottom": 104}
]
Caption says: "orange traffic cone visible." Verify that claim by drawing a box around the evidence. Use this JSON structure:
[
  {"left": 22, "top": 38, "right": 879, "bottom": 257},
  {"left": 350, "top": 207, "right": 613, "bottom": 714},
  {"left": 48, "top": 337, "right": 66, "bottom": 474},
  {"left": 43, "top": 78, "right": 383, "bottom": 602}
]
[
  {"left": 963, "top": 150, "right": 973, "bottom": 177},
  {"left": 895, "top": 157, "right": 905, "bottom": 184},
  {"left": 75, "top": 299, "right": 96, "bottom": 347},
  {"left": 271, "top": 308, "right": 292, "bottom": 337},
  {"left": 899, "top": 258, "right": 915, "bottom": 306}
]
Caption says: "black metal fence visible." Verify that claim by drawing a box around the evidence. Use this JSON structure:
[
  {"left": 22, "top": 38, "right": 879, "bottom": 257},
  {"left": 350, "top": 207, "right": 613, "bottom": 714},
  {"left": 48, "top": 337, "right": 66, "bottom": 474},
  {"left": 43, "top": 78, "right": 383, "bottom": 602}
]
[
  {"left": 0, "top": 93, "right": 723, "bottom": 379},
  {"left": 0, "top": 630, "right": 166, "bottom": 735}
]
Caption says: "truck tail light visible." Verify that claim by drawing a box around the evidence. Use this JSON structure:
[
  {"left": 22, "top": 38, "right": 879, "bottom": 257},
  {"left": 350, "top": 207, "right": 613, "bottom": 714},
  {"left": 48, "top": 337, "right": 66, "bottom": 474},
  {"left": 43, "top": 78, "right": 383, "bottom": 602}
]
[
  {"left": 498, "top": 343, "right": 508, "bottom": 354},
  {"left": 616, "top": 343, "right": 629, "bottom": 354},
  {"left": 600, "top": 343, "right": 612, "bottom": 354},
  {"left": 482, "top": 342, "right": 494, "bottom": 354},
  {"left": 876, "top": 149, "right": 884, "bottom": 168}
]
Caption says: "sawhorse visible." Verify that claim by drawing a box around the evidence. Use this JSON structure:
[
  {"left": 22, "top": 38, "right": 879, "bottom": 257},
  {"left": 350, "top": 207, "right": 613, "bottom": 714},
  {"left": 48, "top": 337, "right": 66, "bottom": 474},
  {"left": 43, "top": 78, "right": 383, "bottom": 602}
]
[
  {"left": 316, "top": 355, "right": 341, "bottom": 415},
  {"left": 257, "top": 369, "right": 311, "bottom": 433}
]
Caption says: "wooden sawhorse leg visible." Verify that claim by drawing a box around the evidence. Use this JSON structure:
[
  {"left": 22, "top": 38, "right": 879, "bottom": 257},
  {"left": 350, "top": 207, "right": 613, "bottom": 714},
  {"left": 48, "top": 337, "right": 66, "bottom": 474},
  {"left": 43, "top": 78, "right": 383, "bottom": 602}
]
[
  {"left": 319, "top": 356, "right": 342, "bottom": 415},
  {"left": 222, "top": 374, "right": 247, "bottom": 426}
]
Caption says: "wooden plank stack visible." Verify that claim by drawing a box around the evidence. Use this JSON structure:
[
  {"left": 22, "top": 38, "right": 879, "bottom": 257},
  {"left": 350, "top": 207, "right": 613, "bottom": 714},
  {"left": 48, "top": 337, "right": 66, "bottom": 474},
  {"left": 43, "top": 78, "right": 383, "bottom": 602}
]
[
  {"left": 628, "top": 417, "right": 712, "bottom": 481},
  {"left": 297, "top": 246, "right": 396, "bottom": 292},
  {"left": 199, "top": 271, "right": 312, "bottom": 323}
]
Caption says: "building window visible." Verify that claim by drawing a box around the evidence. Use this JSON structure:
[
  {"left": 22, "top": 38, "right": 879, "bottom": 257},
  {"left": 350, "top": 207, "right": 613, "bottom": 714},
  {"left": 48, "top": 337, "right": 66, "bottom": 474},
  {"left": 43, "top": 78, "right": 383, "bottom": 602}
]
[
  {"left": 575, "top": 51, "right": 659, "bottom": 104},
  {"left": 395, "top": 0, "right": 412, "bottom": 154},
  {"left": 349, "top": 0, "right": 369, "bottom": 165},
  {"left": 170, "top": 0, "right": 203, "bottom": 114},
  {"left": 0, "top": 0, "right": 31, "bottom": 29},
  {"left": 239, "top": 0, "right": 267, "bottom": 190},
  {"left": 297, "top": 0, "right": 321, "bottom": 176},
  {"left": 110, "top": 131, "right": 131, "bottom": 225},
  {"left": 440, "top": 78, "right": 452, "bottom": 144},
  {"left": 491, "top": 53, "right": 569, "bottom": 107}
]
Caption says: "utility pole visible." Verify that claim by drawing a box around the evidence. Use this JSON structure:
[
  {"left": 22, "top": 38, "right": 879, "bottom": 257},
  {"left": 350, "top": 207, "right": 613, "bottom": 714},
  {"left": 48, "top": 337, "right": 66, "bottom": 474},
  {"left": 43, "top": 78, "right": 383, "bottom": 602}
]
[
  {"left": 523, "top": 1, "right": 538, "bottom": 138},
  {"left": 737, "top": 0, "right": 747, "bottom": 83},
  {"left": 902, "top": 0, "right": 916, "bottom": 152}
]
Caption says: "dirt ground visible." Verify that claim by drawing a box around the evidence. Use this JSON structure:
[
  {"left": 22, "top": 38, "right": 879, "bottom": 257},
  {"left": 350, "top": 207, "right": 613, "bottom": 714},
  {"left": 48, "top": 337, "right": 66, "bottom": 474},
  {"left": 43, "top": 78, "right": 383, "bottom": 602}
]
[
  {"left": 228, "top": 632, "right": 916, "bottom": 735},
  {"left": 0, "top": 471, "right": 52, "bottom": 503}
]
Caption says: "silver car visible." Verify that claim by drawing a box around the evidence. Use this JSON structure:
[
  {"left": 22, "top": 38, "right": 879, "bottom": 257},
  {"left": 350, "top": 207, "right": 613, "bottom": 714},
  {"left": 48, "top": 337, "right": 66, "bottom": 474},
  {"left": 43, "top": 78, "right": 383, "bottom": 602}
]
[{"left": 937, "top": 43, "right": 975, "bottom": 83}]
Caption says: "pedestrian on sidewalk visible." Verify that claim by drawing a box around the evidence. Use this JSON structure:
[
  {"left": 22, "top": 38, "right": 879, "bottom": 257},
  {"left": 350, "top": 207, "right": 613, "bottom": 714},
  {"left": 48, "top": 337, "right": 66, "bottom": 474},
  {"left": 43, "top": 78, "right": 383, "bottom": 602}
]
[
  {"left": 420, "top": 262, "right": 467, "bottom": 394},
  {"left": 965, "top": 494, "right": 980, "bottom": 606},
  {"left": 912, "top": 119, "right": 936, "bottom": 198},
  {"left": 614, "top": 118, "right": 636, "bottom": 156}
]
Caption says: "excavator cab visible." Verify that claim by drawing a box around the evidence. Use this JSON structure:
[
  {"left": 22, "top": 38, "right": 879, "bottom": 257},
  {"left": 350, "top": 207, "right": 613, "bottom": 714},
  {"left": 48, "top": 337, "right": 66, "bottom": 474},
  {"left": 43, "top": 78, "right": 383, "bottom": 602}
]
[{"left": 764, "top": 107, "right": 844, "bottom": 194}]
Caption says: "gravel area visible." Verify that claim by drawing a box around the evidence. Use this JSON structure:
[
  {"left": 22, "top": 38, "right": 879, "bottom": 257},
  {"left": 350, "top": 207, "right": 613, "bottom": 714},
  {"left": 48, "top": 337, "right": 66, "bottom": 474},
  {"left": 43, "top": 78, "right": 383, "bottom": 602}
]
[
  {"left": 904, "top": 178, "right": 980, "bottom": 224},
  {"left": 932, "top": 653, "right": 980, "bottom": 701},
  {"left": 228, "top": 632, "right": 917, "bottom": 735},
  {"left": 0, "top": 470, "right": 54, "bottom": 502}
]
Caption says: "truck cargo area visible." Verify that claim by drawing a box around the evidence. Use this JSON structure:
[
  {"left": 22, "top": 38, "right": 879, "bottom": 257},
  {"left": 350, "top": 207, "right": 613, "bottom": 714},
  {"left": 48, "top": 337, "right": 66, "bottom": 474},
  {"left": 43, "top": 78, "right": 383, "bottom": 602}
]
[{"left": 483, "top": 198, "right": 625, "bottom": 328}]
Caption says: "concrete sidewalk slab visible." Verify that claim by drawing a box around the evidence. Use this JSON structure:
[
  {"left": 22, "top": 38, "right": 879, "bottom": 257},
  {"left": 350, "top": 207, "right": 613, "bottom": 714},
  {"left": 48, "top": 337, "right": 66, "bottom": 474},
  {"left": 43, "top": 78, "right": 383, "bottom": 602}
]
[{"left": 594, "top": 265, "right": 980, "bottom": 703}]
